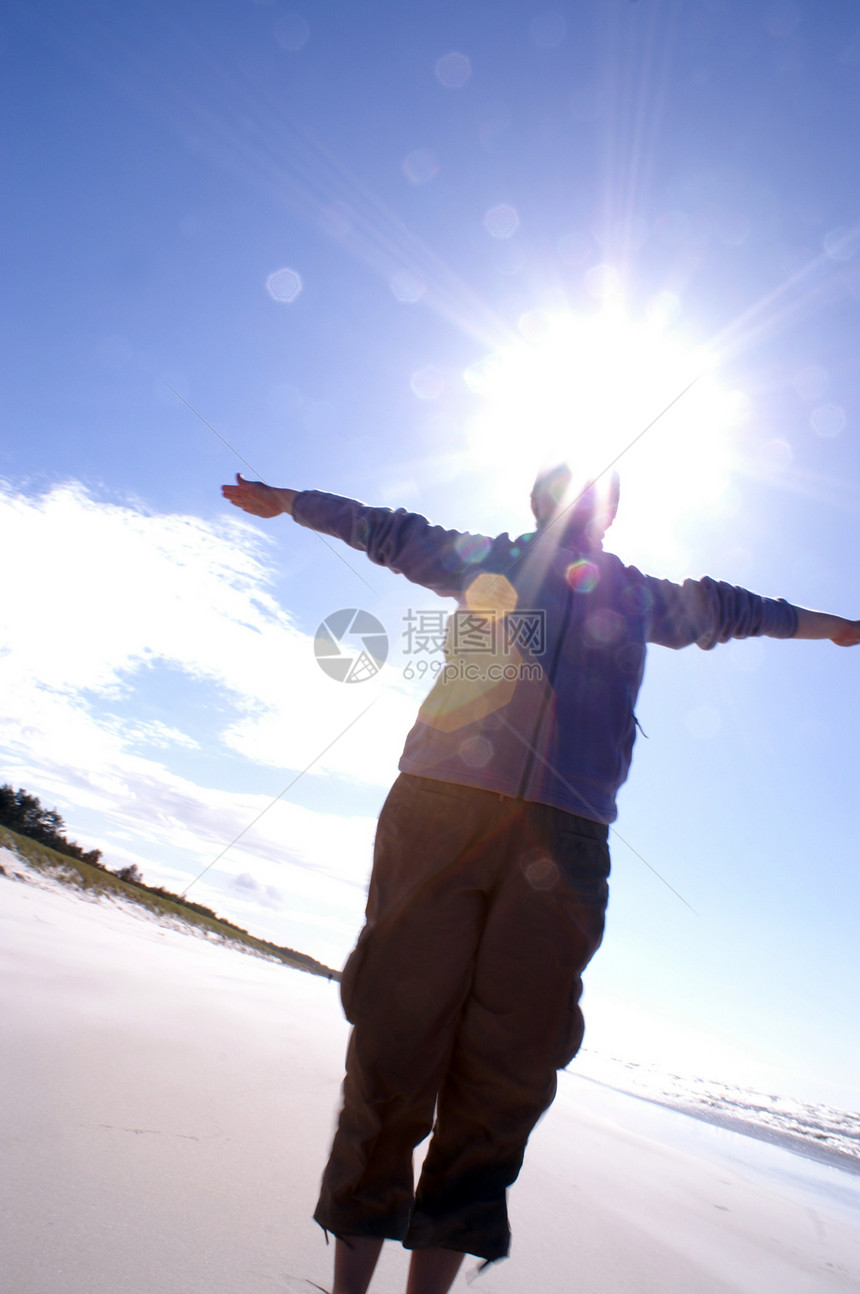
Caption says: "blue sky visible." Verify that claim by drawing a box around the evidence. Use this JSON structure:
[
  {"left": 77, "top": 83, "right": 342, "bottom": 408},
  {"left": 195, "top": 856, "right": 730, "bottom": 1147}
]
[{"left": 2, "top": 0, "right": 859, "bottom": 1107}]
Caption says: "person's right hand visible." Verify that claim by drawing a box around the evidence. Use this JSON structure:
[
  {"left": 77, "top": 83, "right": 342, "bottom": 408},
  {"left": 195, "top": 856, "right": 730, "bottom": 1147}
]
[{"left": 221, "top": 473, "right": 292, "bottom": 518}]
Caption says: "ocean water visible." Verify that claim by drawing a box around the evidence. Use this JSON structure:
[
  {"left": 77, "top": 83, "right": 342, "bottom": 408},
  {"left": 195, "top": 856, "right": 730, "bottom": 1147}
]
[{"left": 572, "top": 1049, "right": 860, "bottom": 1175}]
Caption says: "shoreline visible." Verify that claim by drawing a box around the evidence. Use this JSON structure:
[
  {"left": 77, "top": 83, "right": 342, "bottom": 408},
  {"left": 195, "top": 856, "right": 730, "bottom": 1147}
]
[{"left": 572, "top": 1071, "right": 860, "bottom": 1178}]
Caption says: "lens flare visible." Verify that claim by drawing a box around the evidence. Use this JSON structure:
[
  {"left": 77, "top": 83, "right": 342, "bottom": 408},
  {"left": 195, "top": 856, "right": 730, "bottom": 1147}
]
[{"left": 566, "top": 560, "right": 599, "bottom": 593}]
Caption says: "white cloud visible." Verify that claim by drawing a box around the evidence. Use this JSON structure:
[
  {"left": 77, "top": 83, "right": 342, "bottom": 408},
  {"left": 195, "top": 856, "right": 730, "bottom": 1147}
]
[
  {"left": 120, "top": 719, "right": 201, "bottom": 751},
  {"left": 0, "top": 480, "right": 279, "bottom": 694},
  {"left": 0, "top": 479, "right": 411, "bottom": 785},
  {"left": 0, "top": 480, "right": 406, "bottom": 958}
]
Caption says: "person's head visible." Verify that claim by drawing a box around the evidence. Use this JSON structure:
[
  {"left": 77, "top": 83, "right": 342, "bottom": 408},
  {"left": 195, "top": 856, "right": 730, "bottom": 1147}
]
[{"left": 530, "top": 463, "right": 620, "bottom": 547}]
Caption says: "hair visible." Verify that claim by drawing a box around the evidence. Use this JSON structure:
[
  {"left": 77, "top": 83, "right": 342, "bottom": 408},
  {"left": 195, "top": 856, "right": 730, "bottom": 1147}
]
[
  {"left": 530, "top": 463, "right": 573, "bottom": 522},
  {"left": 531, "top": 464, "right": 620, "bottom": 539}
]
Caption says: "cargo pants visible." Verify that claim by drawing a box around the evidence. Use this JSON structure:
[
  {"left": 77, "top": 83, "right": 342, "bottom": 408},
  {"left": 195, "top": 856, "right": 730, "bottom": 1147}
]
[{"left": 313, "top": 773, "right": 610, "bottom": 1262}]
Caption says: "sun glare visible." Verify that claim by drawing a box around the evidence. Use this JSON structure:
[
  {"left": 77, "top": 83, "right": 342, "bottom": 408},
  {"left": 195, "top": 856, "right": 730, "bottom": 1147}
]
[{"left": 463, "top": 308, "right": 746, "bottom": 565}]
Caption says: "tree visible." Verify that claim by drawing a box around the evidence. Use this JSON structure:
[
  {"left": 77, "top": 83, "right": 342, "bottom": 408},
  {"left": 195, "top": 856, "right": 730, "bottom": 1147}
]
[
  {"left": 0, "top": 783, "right": 102, "bottom": 865},
  {"left": 0, "top": 784, "right": 18, "bottom": 828},
  {"left": 116, "top": 863, "right": 144, "bottom": 885},
  {"left": 0, "top": 785, "right": 62, "bottom": 840}
]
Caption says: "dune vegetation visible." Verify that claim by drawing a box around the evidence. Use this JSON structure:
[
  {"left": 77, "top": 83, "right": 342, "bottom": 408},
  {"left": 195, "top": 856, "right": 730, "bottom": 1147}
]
[{"left": 0, "top": 817, "right": 337, "bottom": 980}]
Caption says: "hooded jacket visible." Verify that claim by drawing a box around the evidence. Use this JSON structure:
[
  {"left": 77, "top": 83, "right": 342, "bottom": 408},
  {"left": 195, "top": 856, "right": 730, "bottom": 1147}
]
[{"left": 293, "top": 490, "right": 799, "bottom": 824}]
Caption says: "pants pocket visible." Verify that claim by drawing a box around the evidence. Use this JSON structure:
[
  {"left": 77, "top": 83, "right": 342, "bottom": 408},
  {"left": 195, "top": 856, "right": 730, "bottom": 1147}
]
[
  {"left": 553, "top": 981, "right": 585, "bottom": 1070},
  {"left": 339, "top": 930, "right": 371, "bottom": 1024}
]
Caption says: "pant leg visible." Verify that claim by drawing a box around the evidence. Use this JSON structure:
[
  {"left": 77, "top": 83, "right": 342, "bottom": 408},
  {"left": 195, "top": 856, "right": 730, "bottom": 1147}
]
[
  {"left": 404, "top": 804, "right": 610, "bottom": 1261},
  {"left": 314, "top": 776, "right": 514, "bottom": 1241}
]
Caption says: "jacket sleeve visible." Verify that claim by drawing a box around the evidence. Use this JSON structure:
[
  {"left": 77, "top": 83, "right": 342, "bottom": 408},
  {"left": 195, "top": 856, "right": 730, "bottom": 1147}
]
[
  {"left": 641, "top": 574, "right": 800, "bottom": 649},
  {"left": 291, "top": 490, "right": 496, "bottom": 597}
]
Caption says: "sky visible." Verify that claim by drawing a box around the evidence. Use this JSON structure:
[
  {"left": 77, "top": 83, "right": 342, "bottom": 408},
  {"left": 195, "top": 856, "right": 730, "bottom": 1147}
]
[{"left": 1, "top": 0, "right": 859, "bottom": 1108}]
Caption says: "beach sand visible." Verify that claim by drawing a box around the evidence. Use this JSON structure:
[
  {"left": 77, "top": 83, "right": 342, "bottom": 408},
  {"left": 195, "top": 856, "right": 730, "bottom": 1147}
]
[{"left": 2, "top": 859, "right": 858, "bottom": 1294}]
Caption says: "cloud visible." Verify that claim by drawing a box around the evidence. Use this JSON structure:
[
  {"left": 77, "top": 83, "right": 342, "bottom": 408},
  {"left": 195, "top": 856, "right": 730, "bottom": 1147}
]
[
  {"left": 232, "top": 871, "right": 283, "bottom": 907},
  {"left": 0, "top": 480, "right": 403, "bottom": 957},
  {"left": 0, "top": 480, "right": 279, "bottom": 693},
  {"left": 0, "top": 479, "right": 410, "bottom": 786},
  {"left": 120, "top": 720, "right": 201, "bottom": 751}
]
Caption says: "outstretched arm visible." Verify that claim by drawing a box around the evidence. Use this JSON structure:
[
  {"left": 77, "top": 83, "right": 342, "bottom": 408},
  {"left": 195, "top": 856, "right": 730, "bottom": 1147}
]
[
  {"left": 793, "top": 607, "right": 860, "bottom": 646},
  {"left": 221, "top": 474, "right": 297, "bottom": 518},
  {"left": 643, "top": 573, "right": 860, "bottom": 650},
  {"left": 220, "top": 478, "right": 501, "bottom": 596}
]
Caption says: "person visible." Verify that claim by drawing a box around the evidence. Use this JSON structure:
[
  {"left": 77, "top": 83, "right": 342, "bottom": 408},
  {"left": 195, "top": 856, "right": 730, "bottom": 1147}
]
[{"left": 222, "top": 466, "right": 860, "bottom": 1294}]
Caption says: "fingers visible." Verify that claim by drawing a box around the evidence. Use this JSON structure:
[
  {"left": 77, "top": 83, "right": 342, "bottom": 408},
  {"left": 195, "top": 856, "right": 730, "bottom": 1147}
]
[
  {"left": 221, "top": 475, "right": 252, "bottom": 507},
  {"left": 220, "top": 474, "right": 283, "bottom": 518},
  {"left": 221, "top": 472, "right": 255, "bottom": 500}
]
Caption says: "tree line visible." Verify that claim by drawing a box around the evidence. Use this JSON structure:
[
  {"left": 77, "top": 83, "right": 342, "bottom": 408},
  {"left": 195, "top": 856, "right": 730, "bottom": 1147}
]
[
  {"left": 0, "top": 784, "right": 104, "bottom": 866},
  {"left": 0, "top": 782, "right": 335, "bottom": 977}
]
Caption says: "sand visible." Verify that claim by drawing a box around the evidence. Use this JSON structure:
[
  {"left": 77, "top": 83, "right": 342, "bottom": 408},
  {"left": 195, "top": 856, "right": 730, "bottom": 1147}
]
[{"left": 2, "top": 860, "right": 858, "bottom": 1293}]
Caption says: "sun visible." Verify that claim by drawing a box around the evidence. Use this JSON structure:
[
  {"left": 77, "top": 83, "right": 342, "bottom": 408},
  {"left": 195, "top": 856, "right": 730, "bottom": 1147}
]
[{"left": 462, "top": 306, "right": 747, "bottom": 565}]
